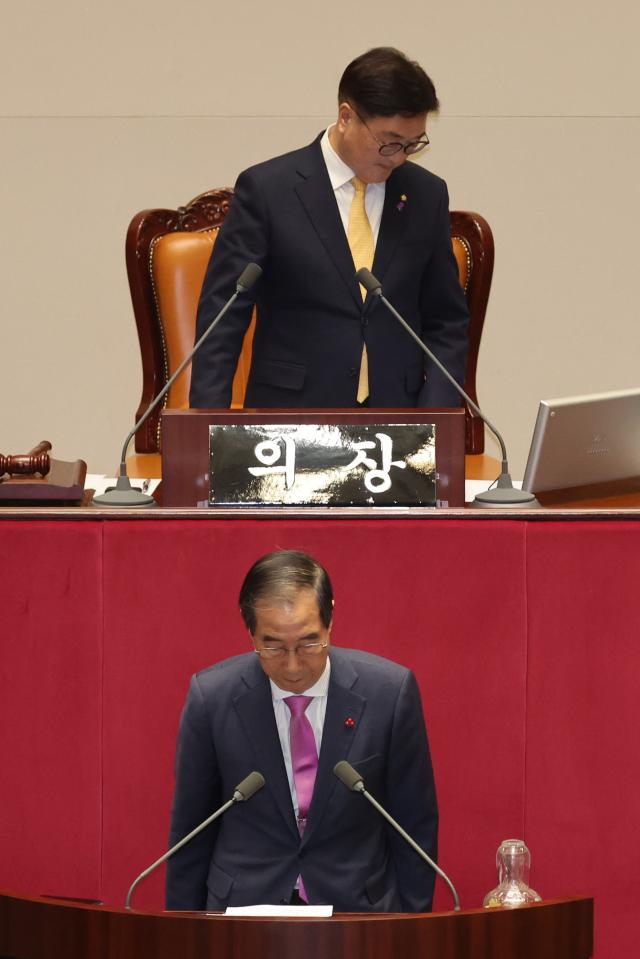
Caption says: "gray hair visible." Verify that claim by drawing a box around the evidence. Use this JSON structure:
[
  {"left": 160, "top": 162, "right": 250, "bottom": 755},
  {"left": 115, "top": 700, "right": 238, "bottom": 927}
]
[{"left": 239, "top": 550, "right": 333, "bottom": 634}]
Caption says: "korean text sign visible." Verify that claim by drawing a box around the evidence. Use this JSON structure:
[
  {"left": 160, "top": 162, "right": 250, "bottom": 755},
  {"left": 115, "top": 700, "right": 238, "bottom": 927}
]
[{"left": 209, "top": 423, "right": 436, "bottom": 506}]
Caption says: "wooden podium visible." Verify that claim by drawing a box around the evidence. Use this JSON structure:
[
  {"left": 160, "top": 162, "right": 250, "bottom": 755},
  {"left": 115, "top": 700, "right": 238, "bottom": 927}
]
[
  {"left": 0, "top": 891, "right": 593, "bottom": 959},
  {"left": 161, "top": 407, "right": 466, "bottom": 508}
]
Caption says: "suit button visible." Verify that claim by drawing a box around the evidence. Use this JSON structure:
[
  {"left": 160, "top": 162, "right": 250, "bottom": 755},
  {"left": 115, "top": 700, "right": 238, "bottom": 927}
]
[{"left": 348, "top": 367, "right": 357, "bottom": 378}]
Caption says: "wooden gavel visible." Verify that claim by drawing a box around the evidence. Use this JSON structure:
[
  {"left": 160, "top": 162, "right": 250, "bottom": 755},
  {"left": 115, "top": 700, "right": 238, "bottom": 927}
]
[{"left": 0, "top": 441, "right": 52, "bottom": 478}]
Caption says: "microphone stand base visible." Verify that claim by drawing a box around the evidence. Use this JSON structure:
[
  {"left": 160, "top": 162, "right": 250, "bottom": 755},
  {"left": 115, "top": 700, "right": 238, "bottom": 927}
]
[
  {"left": 473, "top": 487, "right": 540, "bottom": 509},
  {"left": 92, "top": 477, "right": 156, "bottom": 508}
]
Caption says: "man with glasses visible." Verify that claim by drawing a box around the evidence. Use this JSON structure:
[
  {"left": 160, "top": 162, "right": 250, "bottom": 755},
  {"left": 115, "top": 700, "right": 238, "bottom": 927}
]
[
  {"left": 190, "top": 47, "right": 469, "bottom": 409},
  {"left": 166, "top": 549, "right": 438, "bottom": 912}
]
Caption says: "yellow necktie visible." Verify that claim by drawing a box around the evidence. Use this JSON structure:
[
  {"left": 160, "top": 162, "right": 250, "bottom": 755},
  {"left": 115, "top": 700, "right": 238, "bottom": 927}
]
[{"left": 347, "top": 177, "right": 373, "bottom": 403}]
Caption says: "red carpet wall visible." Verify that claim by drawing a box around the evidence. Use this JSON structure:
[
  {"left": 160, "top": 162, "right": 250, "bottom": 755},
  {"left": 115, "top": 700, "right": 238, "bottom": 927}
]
[{"left": 2, "top": 516, "right": 639, "bottom": 957}]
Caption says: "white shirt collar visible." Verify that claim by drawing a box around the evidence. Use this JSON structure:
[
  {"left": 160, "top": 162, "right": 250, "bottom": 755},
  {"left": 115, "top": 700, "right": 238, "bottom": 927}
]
[
  {"left": 320, "top": 126, "right": 356, "bottom": 191},
  {"left": 270, "top": 656, "right": 331, "bottom": 701}
]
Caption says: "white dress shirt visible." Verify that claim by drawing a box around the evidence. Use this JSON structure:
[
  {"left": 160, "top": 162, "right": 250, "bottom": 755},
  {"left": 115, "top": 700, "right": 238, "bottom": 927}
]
[
  {"left": 320, "top": 127, "right": 385, "bottom": 244},
  {"left": 270, "top": 658, "right": 331, "bottom": 819}
]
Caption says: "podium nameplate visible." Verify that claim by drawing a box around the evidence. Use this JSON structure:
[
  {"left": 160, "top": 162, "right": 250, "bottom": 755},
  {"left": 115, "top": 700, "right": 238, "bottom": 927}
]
[
  {"left": 209, "top": 422, "right": 436, "bottom": 507},
  {"left": 161, "top": 408, "right": 465, "bottom": 508}
]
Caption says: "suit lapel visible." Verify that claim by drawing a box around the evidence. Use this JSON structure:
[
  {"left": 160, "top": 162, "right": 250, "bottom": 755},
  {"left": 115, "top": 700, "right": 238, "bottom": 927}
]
[
  {"left": 369, "top": 166, "right": 411, "bottom": 307},
  {"left": 302, "top": 651, "right": 365, "bottom": 845},
  {"left": 233, "top": 658, "right": 299, "bottom": 839},
  {"left": 294, "top": 142, "right": 413, "bottom": 316},
  {"left": 294, "top": 141, "right": 364, "bottom": 310}
]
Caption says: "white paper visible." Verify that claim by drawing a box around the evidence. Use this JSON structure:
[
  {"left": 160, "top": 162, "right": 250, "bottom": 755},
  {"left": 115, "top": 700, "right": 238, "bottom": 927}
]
[{"left": 225, "top": 904, "right": 333, "bottom": 917}]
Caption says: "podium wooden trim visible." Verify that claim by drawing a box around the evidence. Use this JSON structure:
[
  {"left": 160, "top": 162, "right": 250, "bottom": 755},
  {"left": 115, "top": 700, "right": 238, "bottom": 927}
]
[
  {"left": 0, "top": 891, "right": 593, "bottom": 959},
  {"left": 161, "top": 407, "right": 466, "bottom": 508}
]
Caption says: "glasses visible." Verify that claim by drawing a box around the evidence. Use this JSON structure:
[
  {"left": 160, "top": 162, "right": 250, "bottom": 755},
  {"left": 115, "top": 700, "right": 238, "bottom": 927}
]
[
  {"left": 354, "top": 108, "right": 429, "bottom": 157},
  {"left": 255, "top": 641, "right": 329, "bottom": 660}
]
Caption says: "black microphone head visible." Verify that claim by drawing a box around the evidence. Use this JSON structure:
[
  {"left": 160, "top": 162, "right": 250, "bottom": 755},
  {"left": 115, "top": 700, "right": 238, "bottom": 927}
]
[
  {"left": 333, "top": 760, "right": 365, "bottom": 792},
  {"left": 355, "top": 267, "right": 382, "bottom": 295},
  {"left": 233, "top": 771, "right": 265, "bottom": 801},
  {"left": 236, "top": 262, "right": 263, "bottom": 293}
]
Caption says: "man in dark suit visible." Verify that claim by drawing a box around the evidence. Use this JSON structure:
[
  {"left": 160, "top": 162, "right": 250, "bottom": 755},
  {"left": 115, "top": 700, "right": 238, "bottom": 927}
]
[
  {"left": 166, "top": 550, "right": 438, "bottom": 911},
  {"left": 189, "top": 47, "right": 469, "bottom": 410}
]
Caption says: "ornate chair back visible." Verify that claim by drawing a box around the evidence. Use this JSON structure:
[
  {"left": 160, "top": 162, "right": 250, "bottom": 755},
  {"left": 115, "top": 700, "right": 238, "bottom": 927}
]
[{"left": 126, "top": 189, "right": 494, "bottom": 456}]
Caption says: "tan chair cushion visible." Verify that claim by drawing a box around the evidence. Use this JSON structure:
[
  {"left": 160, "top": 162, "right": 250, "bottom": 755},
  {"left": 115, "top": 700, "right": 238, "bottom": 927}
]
[
  {"left": 152, "top": 229, "right": 255, "bottom": 409},
  {"left": 452, "top": 236, "right": 470, "bottom": 293}
]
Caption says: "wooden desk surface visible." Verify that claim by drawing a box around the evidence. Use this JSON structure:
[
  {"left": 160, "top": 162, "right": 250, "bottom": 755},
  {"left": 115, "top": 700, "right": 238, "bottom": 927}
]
[{"left": 123, "top": 452, "right": 640, "bottom": 513}]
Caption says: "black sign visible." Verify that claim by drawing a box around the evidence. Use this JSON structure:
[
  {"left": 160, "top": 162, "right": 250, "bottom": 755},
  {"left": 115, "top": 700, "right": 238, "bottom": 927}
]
[{"left": 209, "top": 423, "right": 436, "bottom": 506}]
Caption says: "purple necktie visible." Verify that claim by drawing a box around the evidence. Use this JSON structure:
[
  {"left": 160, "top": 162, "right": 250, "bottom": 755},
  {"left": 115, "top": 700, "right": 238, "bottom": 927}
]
[
  {"left": 284, "top": 695, "right": 318, "bottom": 902},
  {"left": 284, "top": 695, "right": 318, "bottom": 831}
]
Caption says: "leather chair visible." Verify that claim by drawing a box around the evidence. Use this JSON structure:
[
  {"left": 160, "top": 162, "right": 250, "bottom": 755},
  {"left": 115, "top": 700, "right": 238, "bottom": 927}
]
[{"left": 126, "top": 188, "right": 494, "bottom": 476}]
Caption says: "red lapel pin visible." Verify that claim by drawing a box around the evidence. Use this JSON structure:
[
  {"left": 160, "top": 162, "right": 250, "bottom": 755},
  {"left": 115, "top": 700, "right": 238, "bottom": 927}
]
[{"left": 344, "top": 717, "right": 355, "bottom": 729}]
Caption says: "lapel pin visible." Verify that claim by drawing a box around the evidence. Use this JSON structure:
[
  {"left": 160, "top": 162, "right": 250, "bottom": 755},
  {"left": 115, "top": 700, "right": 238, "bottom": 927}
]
[
  {"left": 344, "top": 717, "right": 355, "bottom": 729},
  {"left": 396, "top": 194, "right": 408, "bottom": 212}
]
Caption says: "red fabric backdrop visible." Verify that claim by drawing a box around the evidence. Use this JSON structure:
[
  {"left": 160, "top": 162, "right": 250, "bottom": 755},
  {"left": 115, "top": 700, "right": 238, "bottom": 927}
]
[
  {"left": 0, "top": 522, "right": 103, "bottom": 895},
  {"left": 2, "top": 516, "right": 639, "bottom": 958}
]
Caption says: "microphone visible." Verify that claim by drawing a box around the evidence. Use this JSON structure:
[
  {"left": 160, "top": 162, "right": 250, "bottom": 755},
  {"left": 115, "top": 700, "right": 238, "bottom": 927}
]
[
  {"left": 333, "top": 760, "right": 460, "bottom": 912},
  {"left": 93, "top": 263, "right": 263, "bottom": 508},
  {"left": 235, "top": 262, "right": 263, "bottom": 293},
  {"left": 124, "top": 770, "right": 265, "bottom": 909},
  {"left": 232, "top": 770, "right": 265, "bottom": 801},
  {"left": 355, "top": 268, "right": 539, "bottom": 509}
]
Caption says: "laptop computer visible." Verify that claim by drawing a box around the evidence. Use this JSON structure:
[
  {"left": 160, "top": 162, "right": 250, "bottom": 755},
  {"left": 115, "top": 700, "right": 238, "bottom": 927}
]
[{"left": 522, "top": 387, "right": 640, "bottom": 493}]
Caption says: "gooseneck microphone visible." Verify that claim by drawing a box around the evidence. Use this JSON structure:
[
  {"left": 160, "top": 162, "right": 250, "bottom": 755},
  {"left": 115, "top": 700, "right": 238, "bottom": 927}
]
[
  {"left": 125, "top": 770, "right": 265, "bottom": 909},
  {"left": 93, "top": 263, "right": 263, "bottom": 508},
  {"left": 355, "top": 267, "right": 539, "bottom": 509},
  {"left": 334, "top": 760, "right": 460, "bottom": 912}
]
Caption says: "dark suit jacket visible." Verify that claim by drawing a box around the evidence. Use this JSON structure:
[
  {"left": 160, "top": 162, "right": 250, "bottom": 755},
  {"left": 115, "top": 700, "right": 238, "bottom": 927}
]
[
  {"left": 165, "top": 647, "right": 438, "bottom": 912},
  {"left": 189, "top": 135, "right": 469, "bottom": 409}
]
